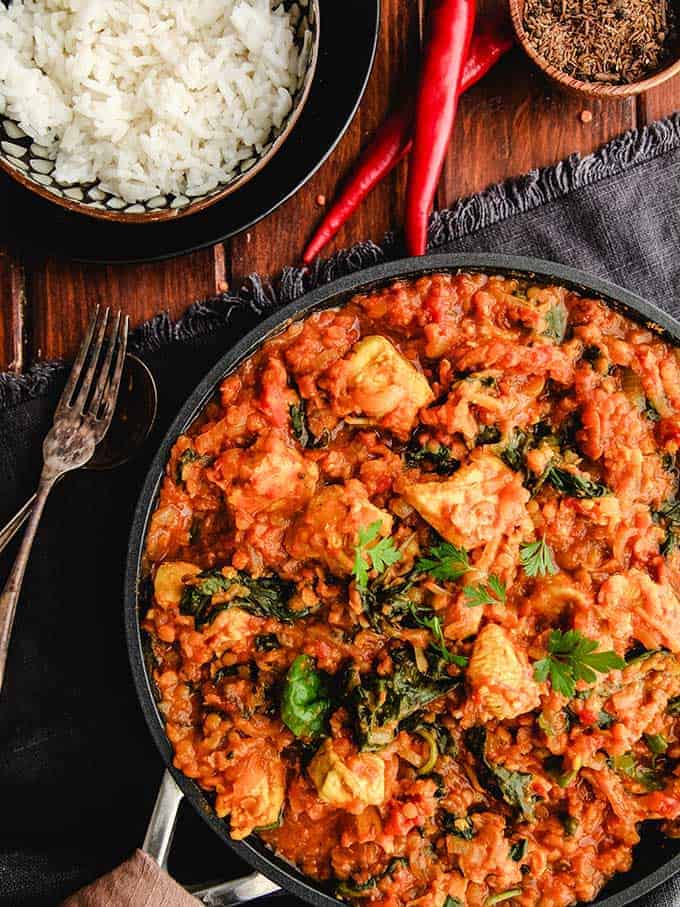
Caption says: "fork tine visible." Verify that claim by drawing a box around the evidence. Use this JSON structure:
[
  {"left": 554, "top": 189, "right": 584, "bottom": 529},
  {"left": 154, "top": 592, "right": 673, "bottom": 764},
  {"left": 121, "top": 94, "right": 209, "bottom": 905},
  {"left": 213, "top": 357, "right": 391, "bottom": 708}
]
[
  {"left": 98, "top": 314, "right": 129, "bottom": 428},
  {"left": 56, "top": 306, "right": 102, "bottom": 414},
  {"left": 70, "top": 308, "right": 111, "bottom": 415},
  {"left": 87, "top": 310, "right": 122, "bottom": 419}
]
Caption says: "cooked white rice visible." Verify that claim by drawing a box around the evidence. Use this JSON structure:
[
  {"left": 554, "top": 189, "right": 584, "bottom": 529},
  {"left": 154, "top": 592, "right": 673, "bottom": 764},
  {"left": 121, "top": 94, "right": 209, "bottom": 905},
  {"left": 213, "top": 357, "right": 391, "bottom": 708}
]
[{"left": 0, "top": 0, "right": 304, "bottom": 203}]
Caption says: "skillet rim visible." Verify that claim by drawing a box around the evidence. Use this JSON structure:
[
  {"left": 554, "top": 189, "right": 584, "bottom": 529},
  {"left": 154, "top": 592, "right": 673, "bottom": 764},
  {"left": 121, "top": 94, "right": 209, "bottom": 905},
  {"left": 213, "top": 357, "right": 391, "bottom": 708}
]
[{"left": 124, "top": 252, "right": 680, "bottom": 907}]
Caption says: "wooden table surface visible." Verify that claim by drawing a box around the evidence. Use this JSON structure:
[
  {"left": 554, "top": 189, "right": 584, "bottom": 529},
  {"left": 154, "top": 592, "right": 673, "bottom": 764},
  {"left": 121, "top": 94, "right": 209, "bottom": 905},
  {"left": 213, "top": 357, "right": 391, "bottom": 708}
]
[{"left": 1, "top": 0, "right": 679, "bottom": 373}]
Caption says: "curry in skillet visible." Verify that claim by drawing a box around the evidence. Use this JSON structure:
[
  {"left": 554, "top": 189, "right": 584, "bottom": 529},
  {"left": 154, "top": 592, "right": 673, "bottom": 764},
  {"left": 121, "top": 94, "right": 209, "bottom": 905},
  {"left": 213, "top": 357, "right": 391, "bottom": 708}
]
[{"left": 143, "top": 272, "right": 680, "bottom": 907}]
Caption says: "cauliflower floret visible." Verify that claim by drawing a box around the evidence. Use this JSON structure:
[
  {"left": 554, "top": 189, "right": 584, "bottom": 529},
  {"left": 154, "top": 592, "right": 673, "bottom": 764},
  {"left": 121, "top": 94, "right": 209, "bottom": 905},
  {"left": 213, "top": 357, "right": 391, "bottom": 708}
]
[
  {"left": 467, "top": 624, "right": 541, "bottom": 722},
  {"left": 153, "top": 561, "right": 201, "bottom": 607},
  {"left": 325, "top": 335, "right": 433, "bottom": 439},
  {"left": 211, "top": 431, "right": 318, "bottom": 529},
  {"left": 219, "top": 744, "right": 286, "bottom": 840},
  {"left": 597, "top": 569, "right": 680, "bottom": 655},
  {"left": 308, "top": 739, "right": 385, "bottom": 812},
  {"left": 403, "top": 453, "right": 530, "bottom": 550},
  {"left": 286, "top": 479, "right": 392, "bottom": 575}
]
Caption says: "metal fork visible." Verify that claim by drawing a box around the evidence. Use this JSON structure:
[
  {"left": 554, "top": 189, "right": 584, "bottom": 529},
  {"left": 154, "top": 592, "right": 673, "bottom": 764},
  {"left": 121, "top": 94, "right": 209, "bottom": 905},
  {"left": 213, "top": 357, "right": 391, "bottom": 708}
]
[{"left": 0, "top": 307, "right": 129, "bottom": 694}]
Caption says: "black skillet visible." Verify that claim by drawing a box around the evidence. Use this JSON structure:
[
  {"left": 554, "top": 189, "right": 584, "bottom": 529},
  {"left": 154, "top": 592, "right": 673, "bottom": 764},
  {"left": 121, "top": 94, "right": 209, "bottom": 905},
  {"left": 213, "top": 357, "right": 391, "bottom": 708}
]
[{"left": 125, "top": 253, "right": 680, "bottom": 906}]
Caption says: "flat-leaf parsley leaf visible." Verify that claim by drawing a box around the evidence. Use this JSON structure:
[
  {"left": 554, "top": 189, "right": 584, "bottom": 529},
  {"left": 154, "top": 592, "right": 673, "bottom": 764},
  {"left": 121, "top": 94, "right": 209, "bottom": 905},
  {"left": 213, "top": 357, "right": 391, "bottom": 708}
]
[
  {"left": 416, "top": 541, "right": 470, "bottom": 582},
  {"left": 520, "top": 537, "right": 558, "bottom": 577},
  {"left": 464, "top": 575, "right": 507, "bottom": 608},
  {"left": 352, "top": 520, "right": 401, "bottom": 589},
  {"left": 533, "top": 629, "right": 625, "bottom": 698}
]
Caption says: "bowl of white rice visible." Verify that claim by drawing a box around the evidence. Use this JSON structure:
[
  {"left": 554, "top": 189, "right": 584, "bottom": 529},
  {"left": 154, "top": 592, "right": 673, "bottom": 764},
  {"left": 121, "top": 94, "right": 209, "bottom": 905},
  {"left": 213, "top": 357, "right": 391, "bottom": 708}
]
[{"left": 0, "top": 0, "right": 319, "bottom": 221}]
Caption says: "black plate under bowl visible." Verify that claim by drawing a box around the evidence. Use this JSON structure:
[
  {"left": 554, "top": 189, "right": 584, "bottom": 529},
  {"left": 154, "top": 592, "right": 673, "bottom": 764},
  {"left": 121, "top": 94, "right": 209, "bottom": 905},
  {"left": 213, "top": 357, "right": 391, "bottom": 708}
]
[
  {"left": 125, "top": 253, "right": 680, "bottom": 907},
  {"left": 0, "top": 0, "right": 379, "bottom": 265}
]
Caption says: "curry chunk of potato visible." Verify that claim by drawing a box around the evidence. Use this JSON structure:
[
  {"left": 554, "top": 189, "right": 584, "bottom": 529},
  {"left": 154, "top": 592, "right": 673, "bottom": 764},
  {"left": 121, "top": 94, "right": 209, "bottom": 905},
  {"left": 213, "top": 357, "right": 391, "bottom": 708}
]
[
  {"left": 153, "top": 561, "right": 201, "bottom": 607},
  {"left": 220, "top": 744, "right": 286, "bottom": 840},
  {"left": 286, "top": 479, "right": 392, "bottom": 576},
  {"left": 327, "top": 335, "right": 434, "bottom": 439},
  {"left": 308, "top": 739, "right": 385, "bottom": 812},
  {"left": 468, "top": 624, "right": 541, "bottom": 721},
  {"left": 403, "top": 453, "right": 530, "bottom": 550}
]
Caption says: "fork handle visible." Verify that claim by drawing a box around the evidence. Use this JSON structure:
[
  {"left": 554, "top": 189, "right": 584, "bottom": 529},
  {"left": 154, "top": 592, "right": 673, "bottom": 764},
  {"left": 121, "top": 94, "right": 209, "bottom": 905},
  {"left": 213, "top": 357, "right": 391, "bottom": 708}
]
[
  {"left": 0, "top": 494, "right": 36, "bottom": 556},
  {"left": 0, "top": 475, "right": 56, "bottom": 694}
]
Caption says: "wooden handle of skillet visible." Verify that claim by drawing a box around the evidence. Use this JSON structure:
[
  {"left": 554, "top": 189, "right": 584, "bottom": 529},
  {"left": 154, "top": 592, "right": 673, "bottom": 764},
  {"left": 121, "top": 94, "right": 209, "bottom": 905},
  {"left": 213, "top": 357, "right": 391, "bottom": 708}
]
[{"left": 60, "top": 849, "right": 199, "bottom": 906}]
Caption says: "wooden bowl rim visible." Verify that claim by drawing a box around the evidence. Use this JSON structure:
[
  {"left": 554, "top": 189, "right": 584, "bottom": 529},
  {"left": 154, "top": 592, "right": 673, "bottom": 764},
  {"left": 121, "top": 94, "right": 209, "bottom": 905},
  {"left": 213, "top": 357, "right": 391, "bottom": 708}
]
[
  {"left": 0, "top": 0, "right": 320, "bottom": 224},
  {"left": 508, "top": 0, "right": 680, "bottom": 98}
]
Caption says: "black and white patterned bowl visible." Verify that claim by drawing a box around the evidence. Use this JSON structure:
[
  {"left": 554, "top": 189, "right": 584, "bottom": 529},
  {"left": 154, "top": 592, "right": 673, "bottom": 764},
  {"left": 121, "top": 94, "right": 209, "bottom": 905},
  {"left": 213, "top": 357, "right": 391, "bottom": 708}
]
[{"left": 0, "top": 0, "right": 319, "bottom": 223}]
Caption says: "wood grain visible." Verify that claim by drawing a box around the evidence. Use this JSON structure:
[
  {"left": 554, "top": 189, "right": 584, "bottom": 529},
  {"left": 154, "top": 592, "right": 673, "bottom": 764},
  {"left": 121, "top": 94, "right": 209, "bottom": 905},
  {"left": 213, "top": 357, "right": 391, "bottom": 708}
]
[
  {"left": 0, "top": 249, "right": 25, "bottom": 372},
  {"left": 24, "top": 249, "right": 219, "bottom": 362},
  {"left": 636, "top": 76, "right": 680, "bottom": 126},
  {"left": 2, "top": 0, "right": 680, "bottom": 369}
]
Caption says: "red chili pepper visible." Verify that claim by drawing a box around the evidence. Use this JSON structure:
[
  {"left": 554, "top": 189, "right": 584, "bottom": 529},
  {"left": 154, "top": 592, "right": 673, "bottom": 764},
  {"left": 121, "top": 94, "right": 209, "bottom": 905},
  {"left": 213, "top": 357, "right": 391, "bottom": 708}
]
[
  {"left": 405, "top": 0, "right": 477, "bottom": 257},
  {"left": 302, "top": 18, "right": 511, "bottom": 265}
]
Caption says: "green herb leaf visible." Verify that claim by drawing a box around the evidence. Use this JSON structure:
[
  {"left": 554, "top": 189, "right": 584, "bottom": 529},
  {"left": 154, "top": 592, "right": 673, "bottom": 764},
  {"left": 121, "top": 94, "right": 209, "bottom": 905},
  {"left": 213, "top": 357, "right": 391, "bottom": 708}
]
[
  {"left": 543, "top": 301, "right": 568, "bottom": 343},
  {"left": 174, "top": 448, "right": 212, "bottom": 485},
  {"left": 533, "top": 629, "right": 625, "bottom": 698},
  {"left": 464, "top": 575, "right": 506, "bottom": 608},
  {"left": 465, "top": 727, "right": 536, "bottom": 821},
  {"left": 439, "top": 812, "right": 475, "bottom": 839},
  {"left": 289, "top": 400, "right": 330, "bottom": 449},
  {"left": 668, "top": 695, "right": 680, "bottom": 716},
  {"left": 281, "top": 655, "right": 332, "bottom": 739},
  {"left": 408, "top": 604, "right": 468, "bottom": 667},
  {"left": 611, "top": 753, "right": 665, "bottom": 791},
  {"left": 352, "top": 521, "right": 401, "bottom": 589},
  {"left": 417, "top": 541, "right": 470, "bottom": 582},
  {"left": 444, "top": 899, "right": 463, "bottom": 907},
  {"left": 486, "top": 889, "right": 522, "bottom": 906},
  {"left": 180, "top": 569, "right": 305, "bottom": 627},
  {"left": 509, "top": 839, "right": 528, "bottom": 862},
  {"left": 645, "top": 733, "right": 668, "bottom": 755},
  {"left": 346, "top": 648, "right": 461, "bottom": 751},
  {"left": 405, "top": 438, "right": 460, "bottom": 475},
  {"left": 476, "top": 425, "right": 502, "bottom": 446},
  {"left": 520, "top": 537, "right": 558, "bottom": 577},
  {"left": 542, "top": 465, "right": 609, "bottom": 499},
  {"left": 335, "top": 857, "right": 408, "bottom": 898},
  {"left": 289, "top": 402, "right": 309, "bottom": 447},
  {"left": 501, "top": 427, "right": 529, "bottom": 473}
]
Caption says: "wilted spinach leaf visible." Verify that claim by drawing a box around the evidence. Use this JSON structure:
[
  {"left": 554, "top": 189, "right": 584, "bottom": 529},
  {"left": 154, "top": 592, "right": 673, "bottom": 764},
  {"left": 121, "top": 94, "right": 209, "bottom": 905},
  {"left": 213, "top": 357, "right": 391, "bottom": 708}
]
[
  {"left": 180, "top": 569, "right": 305, "bottom": 628},
  {"left": 465, "top": 727, "right": 536, "bottom": 821},
  {"left": 405, "top": 437, "right": 460, "bottom": 475},
  {"left": 289, "top": 400, "right": 330, "bottom": 449},
  {"left": 346, "top": 647, "right": 461, "bottom": 751},
  {"left": 439, "top": 812, "right": 475, "bottom": 839}
]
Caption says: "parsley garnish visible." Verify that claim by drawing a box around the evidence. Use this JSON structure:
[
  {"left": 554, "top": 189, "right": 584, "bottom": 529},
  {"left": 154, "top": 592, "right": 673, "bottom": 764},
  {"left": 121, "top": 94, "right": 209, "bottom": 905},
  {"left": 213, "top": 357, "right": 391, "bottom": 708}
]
[
  {"left": 416, "top": 541, "right": 470, "bottom": 582},
  {"left": 409, "top": 604, "right": 468, "bottom": 668},
  {"left": 533, "top": 629, "right": 626, "bottom": 698},
  {"left": 352, "top": 520, "right": 401, "bottom": 589},
  {"left": 520, "top": 537, "right": 558, "bottom": 577},
  {"left": 464, "top": 575, "right": 506, "bottom": 608}
]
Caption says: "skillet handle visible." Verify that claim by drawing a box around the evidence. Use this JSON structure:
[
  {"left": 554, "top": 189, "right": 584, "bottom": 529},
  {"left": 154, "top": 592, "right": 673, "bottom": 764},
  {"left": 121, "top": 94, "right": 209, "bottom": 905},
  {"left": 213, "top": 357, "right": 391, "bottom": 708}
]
[{"left": 143, "top": 771, "right": 281, "bottom": 905}]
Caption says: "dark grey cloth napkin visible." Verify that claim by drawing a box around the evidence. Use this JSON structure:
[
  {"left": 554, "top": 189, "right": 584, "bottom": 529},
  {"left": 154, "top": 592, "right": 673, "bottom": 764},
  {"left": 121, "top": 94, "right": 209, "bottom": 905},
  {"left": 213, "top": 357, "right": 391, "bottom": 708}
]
[{"left": 3, "top": 113, "right": 680, "bottom": 907}]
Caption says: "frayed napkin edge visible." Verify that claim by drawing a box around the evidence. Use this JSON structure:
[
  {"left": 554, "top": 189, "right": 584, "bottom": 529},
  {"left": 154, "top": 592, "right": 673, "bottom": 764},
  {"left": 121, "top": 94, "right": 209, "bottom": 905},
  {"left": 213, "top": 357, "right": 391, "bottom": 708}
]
[{"left": 2, "top": 111, "right": 680, "bottom": 413}]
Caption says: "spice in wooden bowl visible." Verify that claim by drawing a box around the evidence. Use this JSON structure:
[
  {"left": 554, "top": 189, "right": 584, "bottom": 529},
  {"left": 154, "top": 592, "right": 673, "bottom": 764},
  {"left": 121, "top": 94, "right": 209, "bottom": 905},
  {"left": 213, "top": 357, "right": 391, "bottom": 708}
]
[{"left": 523, "top": 0, "right": 678, "bottom": 85}]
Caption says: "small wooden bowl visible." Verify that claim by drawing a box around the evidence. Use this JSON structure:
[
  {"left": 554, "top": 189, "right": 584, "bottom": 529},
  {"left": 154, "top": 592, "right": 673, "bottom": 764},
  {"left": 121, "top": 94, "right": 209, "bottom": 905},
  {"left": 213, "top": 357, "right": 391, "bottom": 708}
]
[
  {"left": 0, "top": 0, "right": 319, "bottom": 223},
  {"left": 508, "top": 0, "right": 680, "bottom": 99}
]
